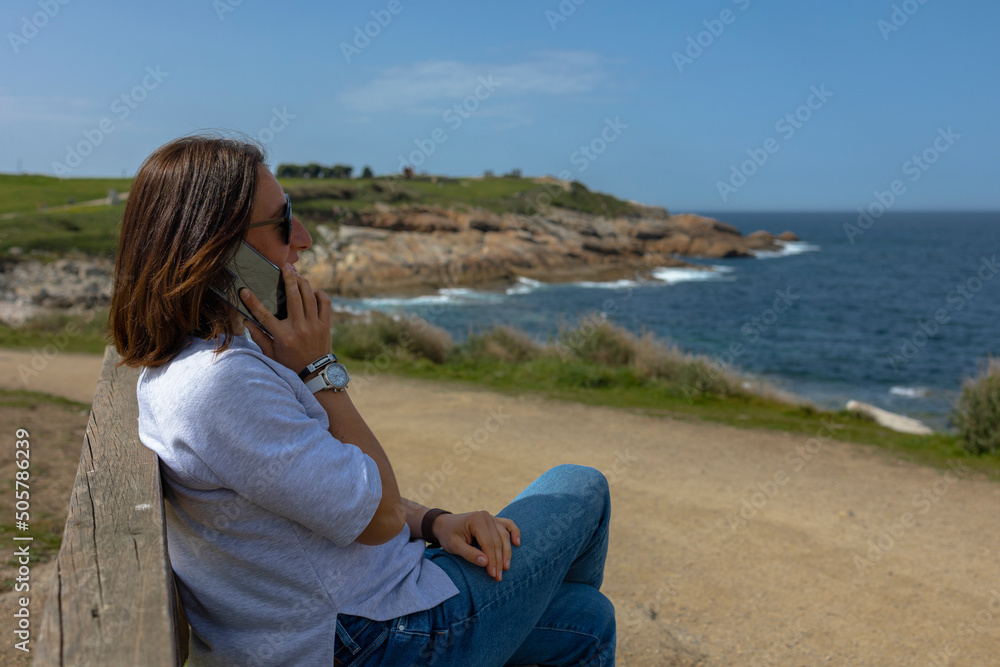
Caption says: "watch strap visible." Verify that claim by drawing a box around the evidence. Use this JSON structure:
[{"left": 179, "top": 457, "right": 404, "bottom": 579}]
[
  {"left": 298, "top": 353, "right": 338, "bottom": 380},
  {"left": 421, "top": 508, "right": 452, "bottom": 549},
  {"left": 304, "top": 362, "right": 350, "bottom": 394}
]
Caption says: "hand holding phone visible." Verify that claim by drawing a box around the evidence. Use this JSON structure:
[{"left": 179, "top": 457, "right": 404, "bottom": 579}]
[
  {"left": 238, "top": 262, "right": 333, "bottom": 375},
  {"left": 211, "top": 241, "right": 287, "bottom": 338}
]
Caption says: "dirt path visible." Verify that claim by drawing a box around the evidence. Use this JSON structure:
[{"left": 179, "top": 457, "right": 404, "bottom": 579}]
[
  {"left": 0, "top": 193, "right": 128, "bottom": 221},
  {"left": 2, "top": 349, "right": 998, "bottom": 665}
]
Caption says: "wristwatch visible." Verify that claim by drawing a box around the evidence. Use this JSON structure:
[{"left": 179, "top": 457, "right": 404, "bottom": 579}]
[
  {"left": 304, "top": 362, "right": 351, "bottom": 393},
  {"left": 298, "top": 353, "right": 338, "bottom": 380}
]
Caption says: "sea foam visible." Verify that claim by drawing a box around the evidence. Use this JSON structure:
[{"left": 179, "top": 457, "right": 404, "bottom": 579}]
[
  {"left": 651, "top": 265, "right": 735, "bottom": 284},
  {"left": 569, "top": 278, "right": 643, "bottom": 289},
  {"left": 506, "top": 277, "right": 544, "bottom": 295},
  {"left": 751, "top": 240, "right": 821, "bottom": 259},
  {"left": 889, "top": 386, "right": 930, "bottom": 399},
  {"left": 352, "top": 287, "right": 506, "bottom": 309}
]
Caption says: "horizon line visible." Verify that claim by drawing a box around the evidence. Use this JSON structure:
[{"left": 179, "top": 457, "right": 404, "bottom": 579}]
[{"left": 2, "top": 171, "right": 996, "bottom": 215}]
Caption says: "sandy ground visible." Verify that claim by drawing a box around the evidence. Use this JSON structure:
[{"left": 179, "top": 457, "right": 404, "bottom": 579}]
[{"left": 2, "top": 349, "right": 1000, "bottom": 666}]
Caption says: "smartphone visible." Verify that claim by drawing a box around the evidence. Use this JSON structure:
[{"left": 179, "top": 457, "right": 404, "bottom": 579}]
[{"left": 211, "top": 241, "right": 286, "bottom": 338}]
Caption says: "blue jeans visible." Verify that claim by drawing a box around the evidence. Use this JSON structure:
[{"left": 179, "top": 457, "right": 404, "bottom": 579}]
[{"left": 334, "top": 464, "right": 615, "bottom": 666}]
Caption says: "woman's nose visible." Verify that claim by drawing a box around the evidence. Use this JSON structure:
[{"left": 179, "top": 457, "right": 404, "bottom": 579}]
[{"left": 291, "top": 216, "right": 311, "bottom": 250}]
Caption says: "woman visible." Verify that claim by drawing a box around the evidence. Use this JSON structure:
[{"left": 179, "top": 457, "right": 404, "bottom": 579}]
[{"left": 110, "top": 134, "right": 615, "bottom": 666}]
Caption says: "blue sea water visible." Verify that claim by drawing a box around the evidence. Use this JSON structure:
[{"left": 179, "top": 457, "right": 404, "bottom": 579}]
[{"left": 331, "top": 211, "right": 999, "bottom": 429}]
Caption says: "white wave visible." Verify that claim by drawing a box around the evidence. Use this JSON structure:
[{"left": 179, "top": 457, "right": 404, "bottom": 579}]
[
  {"left": 330, "top": 303, "right": 369, "bottom": 316},
  {"left": 751, "top": 240, "right": 821, "bottom": 259},
  {"left": 506, "top": 277, "right": 545, "bottom": 295},
  {"left": 650, "top": 266, "right": 735, "bottom": 285},
  {"left": 890, "top": 386, "right": 930, "bottom": 399},
  {"left": 570, "top": 278, "right": 642, "bottom": 289},
  {"left": 353, "top": 286, "right": 508, "bottom": 309},
  {"left": 353, "top": 294, "right": 454, "bottom": 308}
]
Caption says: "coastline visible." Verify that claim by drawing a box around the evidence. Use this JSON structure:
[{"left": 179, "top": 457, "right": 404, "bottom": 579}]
[
  {"left": 299, "top": 205, "right": 798, "bottom": 297},
  {"left": 3, "top": 208, "right": 992, "bottom": 438},
  {"left": 0, "top": 203, "right": 795, "bottom": 319}
]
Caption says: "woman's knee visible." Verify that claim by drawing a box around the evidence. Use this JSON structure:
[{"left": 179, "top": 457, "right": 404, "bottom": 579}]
[
  {"left": 554, "top": 465, "right": 611, "bottom": 520},
  {"left": 545, "top": 464, "right": 610, "bottom": 498}
]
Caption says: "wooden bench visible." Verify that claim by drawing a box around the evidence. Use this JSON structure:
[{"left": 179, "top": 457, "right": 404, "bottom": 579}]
[{"left": 38, "top": 346, "right": 188, "bottom": 665}]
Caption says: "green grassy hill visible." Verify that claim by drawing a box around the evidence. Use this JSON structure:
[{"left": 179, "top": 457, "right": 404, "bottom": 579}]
[
  {"left": 284, "top": 175, "right": 637, "bottom": 218},
  {"left": 0, "top": 173, "right": 132, "bottom": 215},
  {"left": 0, "top": 172, "right": 643, "bottom": 257}
]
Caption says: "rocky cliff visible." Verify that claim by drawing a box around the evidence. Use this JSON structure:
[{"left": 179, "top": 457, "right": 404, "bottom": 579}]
[
  {"left": 299, "top": 204, "right": 798, "bottom": 297},
  {"left": 0, "top": 204, "right": 798, "bottom": 324}
]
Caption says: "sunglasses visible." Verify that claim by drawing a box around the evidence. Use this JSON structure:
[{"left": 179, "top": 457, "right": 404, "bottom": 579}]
[{"left": 247, "top": 193, "right": 292, "bottom": 244}]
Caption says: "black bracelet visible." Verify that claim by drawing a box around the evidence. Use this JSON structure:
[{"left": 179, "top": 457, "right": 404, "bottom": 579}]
[
  {"left": 421, "top": 508, "right": 452, "bottom": 548},
  {"left": 298, "top": 353, "right": 338, "bottom": 380}
]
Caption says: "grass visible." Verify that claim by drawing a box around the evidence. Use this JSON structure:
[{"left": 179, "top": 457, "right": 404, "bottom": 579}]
[
  {"left": 0, "top": 204, "right": 124, "bottom": 256},
  {"left": 0, "top": 519, "right": 64, "bottom": 589},
  {"left": 0, "top": 172, "right": 641, "bottom": 260},
  {"left": 282, "top": 175, "right": 559, "bottom": 215},
  {"left": 0, "top": 173, "right": 132, "bottom": 216},
  {"left": 0, "top": 387, "right": 90, "bottom": 411},
  {"left": 0, "top": 389, "right": 90, "bottom": 589},
  {"left": 379, "top": 355, "right": 989, "bottom": 475},
  {"left": 328, "top": 311, "right": 995, "bottom": 477},
  {"left": 0, "top": 308, "right": 110, "bottom": 355},
  {"left": 1, "top": 309, "right": 995, "bottom": 479},
  {"left": 952, "top": 358, "right": 1000, "bottom": 454}
]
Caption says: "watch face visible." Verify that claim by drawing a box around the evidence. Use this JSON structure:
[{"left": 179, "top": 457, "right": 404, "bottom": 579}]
[{"left": 324, "top": 363, "right": 350, "bottom": 389}]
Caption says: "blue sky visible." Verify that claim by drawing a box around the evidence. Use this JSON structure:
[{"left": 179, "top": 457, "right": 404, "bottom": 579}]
[{"left": 2, "top": 0, "right": 997, "bottom": 211}]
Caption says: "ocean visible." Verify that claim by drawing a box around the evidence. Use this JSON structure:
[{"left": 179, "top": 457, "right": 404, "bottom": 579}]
[{"left": 330, "top": 211, "right": 999, "bottom": 430}]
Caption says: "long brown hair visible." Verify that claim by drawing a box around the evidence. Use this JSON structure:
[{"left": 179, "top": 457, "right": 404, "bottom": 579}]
[{"left": 110, "top": 134, "right": 266, "bottom": 368}]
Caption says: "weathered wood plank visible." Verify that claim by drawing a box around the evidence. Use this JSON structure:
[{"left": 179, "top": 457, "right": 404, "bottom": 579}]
[{"left": 37, "top": 346, "right": 182, "bottom": 666}]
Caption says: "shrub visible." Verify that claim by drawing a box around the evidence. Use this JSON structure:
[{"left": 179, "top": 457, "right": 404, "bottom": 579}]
[
  {"left": 331, "top": 312, "right": 453, "bottom": 365},
  {"left": 632, "top": 332, "right": 686, "bottom": 380},
  {"left": 555, "top": 314, "right": 636, "bottom": 367},
  {"left": 463, "top": 326, "right": 542, "bottom": 364},
  {"left": 549, "top": 315, "right": 760, "bottom": 398},
  {"left": 634, "top": 333, "right": 743, "bottom": 398},
  {"left": 953, "top": 358, "right": 1000, "bottom": 455}
]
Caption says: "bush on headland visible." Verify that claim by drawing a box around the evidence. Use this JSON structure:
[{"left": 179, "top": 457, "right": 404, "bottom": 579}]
[
  {"left": 463, "top": 326, "right": 544, "bottom": 364},
  {"left": 330, "top": 311, "right": 453, "bottom": 365},
  {"left": 952, "top": 358, "right": 1000, "bottom": 455},
  {"left": 331, "top": 310, "right": 756, "bottom": 401},
  {"left": 553, "top": 315, "right": 748, "bottom": 398}
]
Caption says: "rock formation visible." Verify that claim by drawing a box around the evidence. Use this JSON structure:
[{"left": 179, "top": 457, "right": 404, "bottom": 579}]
[
  {"left": 299, "top": 204, "right": 799, "bottom": 297},
  {"left": 0, "top": 204, "right": 800, "bottom": 322},
  {"left": 845, "top": 400, "right": 934, "bottom": 436},
  {"left": 0, "top": 255, "right": 113, "bottom": 325}
]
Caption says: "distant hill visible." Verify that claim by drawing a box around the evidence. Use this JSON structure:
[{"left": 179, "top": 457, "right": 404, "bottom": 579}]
[
  {"left": 0, "top": 173, "right": 132, "bottom": 216},
  {"left": 0, "top": 173, "right": 659, "bottom": 257}
]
